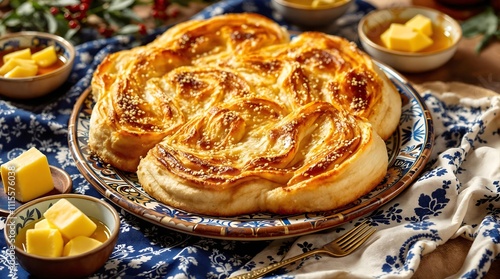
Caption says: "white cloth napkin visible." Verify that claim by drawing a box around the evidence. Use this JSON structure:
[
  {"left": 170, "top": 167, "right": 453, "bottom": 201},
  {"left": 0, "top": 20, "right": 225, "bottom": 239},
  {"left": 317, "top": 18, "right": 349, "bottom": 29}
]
[{"left": 231, "top": 82, "right": 500, "bottom": 278}]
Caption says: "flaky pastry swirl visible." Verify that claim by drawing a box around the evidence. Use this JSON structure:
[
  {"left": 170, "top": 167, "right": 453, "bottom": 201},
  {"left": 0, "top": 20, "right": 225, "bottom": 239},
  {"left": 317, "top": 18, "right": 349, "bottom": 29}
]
[
  {"left": 139, "top": 100, "right": 387, "bottom": 215},
  {"left": 89, "top": 13, "right": 401, "bottom": 215}
]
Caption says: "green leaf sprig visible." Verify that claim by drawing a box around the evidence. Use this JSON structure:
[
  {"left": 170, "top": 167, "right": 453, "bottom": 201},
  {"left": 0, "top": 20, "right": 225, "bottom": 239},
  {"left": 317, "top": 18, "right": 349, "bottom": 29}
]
[
  {"left": 0, "top": 0, "right": 216, "bottom": 44},
  {"left": 461, "top": 6, "right": 500, "bottom": 53}
]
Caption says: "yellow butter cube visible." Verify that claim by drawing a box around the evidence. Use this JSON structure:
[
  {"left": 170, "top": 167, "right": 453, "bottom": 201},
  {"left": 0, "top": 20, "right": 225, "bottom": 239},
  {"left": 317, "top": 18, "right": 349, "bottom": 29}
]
[
  {"left": 4, "top": 64, "right": 38, "bottom": 78},
  {"left": 0, "top": 60, "right": 19, "bottom": 76},
  {"left": 380, "top": 29, "right": 392, "bottom": 49},
  {"left": 34, "top": 219, "right": 71, "bottom": 243},
  {"left": 63, "top": 236, "right": 102, "bottom": 257},
  {"left": 43, "top": 199, "right": 97, "bottom": 239},
  {"left": 0, "top": 58, "right": 36, "bottom": 76},
  {"left": 3, "top": 48, "right": 31, "bottom": 63},
  {"left": 32, "top": 46, "right": 58, "bottom": 67},
  {"left": 1, "top": 147, "right": 54, "bottom": 202},
  {"left": 35, "top": 219, "right": 57, "bottom": 229},
  {"left": 34, "top": 219, "right": 57, "bottom": 230},
  {"left": 380, "top": 23, "right": 433, "bottom": 52},
  {"left": 16, "top": 58, "right": 35, "bottom": 64},
  {"left": 405, "top": 14, "right": 433, "bottom": 37},
  {"left": 26, "top": 228, "right": 64, "bottom": 257}
]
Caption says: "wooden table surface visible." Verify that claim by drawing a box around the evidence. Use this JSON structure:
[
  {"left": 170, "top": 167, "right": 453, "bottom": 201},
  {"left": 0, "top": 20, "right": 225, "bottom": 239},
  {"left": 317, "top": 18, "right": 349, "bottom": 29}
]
[{"left": 406, "top": 35, "right": 500, "bottom": 94}]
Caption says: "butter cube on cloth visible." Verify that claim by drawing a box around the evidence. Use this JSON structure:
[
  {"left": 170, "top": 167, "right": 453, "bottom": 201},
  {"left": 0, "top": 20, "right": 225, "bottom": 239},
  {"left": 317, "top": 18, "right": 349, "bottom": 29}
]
[
  {"left": 43, "top": 199, "right": 97, "bottom": 239},
  {"left": 0, "top": 147, "right": 54, "bottom": 202}
]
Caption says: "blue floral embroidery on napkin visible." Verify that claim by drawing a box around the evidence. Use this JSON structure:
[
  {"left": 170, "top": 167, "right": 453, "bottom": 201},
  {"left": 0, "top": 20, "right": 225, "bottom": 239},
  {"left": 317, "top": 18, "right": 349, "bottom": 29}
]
[
  {"left": 404, "top": 192, "right": 448, "bottom": 230},
  {"left": 381, "top": 231, "right": 441, "bottom": 275},
  {"left": 477, "top": 181, "right": 500, "bottom": 206}
]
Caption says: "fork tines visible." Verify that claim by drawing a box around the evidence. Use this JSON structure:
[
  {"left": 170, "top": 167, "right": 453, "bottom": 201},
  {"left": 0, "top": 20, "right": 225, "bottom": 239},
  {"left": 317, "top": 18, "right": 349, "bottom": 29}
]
[{"left": 337, "top": 221, "right": 376, "bottom": 253}]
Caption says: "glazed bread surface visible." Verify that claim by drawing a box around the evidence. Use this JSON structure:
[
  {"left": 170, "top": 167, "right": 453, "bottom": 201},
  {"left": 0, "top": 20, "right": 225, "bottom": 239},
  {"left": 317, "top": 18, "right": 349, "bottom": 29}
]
[{"left": 89, "top": 13, "right": 401, "bottom": 215}]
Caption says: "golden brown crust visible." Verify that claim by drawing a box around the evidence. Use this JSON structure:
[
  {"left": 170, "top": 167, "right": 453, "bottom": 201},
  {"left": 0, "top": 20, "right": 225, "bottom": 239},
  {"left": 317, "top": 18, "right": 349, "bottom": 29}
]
[
  {"left": 138, "top": 101, "right": 388, "bottom": 215},
  {"left": 89, "top": 13, "right": 401, "bottom": 215},
  {"left": 89, "top": 13, "right": 290, "bottom": 172}
]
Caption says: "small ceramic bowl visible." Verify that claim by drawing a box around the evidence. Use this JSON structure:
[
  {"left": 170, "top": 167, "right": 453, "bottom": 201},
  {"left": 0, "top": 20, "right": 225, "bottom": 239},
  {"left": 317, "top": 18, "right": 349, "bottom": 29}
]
[
  {"left": 4, "top": 194, "right": 120, "bottom": 279},
  {"left": 0, "top": 31, "right": 75, "bottom": 99},
  {"left": 271, "top": 0, "right": 353, "bottom": 27},
  {"left": 358, "top": 6, "right": 462, "bottom": 73}
]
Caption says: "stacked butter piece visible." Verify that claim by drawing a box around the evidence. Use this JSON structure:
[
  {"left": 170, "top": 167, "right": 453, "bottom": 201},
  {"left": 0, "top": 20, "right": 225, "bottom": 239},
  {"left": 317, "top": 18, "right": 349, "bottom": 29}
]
[
  {"left": 0, "top": 46, "right": 58, "bottom": 78},
  {"left": 25, "top": 199, "right": 102, "bottom": 257},
  {"left": 381, "top": 14, "right": 434, "bottom": 52}
]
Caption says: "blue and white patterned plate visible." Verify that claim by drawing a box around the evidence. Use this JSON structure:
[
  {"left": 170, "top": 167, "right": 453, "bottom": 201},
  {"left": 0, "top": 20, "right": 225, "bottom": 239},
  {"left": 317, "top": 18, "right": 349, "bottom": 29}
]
[{"left": 68, "top": 61, "right": 434, "bottom": 240}]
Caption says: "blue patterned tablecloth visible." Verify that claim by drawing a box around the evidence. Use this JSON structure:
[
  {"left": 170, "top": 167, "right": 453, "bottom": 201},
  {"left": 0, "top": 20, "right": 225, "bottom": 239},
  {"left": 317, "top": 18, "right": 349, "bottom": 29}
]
[{"left": 1, "top": 0, "right": 500, "bottom": 278}]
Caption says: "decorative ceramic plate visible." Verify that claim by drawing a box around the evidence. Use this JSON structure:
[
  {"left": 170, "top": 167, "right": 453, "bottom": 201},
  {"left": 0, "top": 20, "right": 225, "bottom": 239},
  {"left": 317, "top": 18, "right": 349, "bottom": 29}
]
[{"left": 68, "top": 62, "right": 434, "bottom": 240}]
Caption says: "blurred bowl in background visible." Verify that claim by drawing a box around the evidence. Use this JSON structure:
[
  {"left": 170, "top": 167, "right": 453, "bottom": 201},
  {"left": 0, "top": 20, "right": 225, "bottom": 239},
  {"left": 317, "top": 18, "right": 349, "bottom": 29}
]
[
  {"left": 271, "top": 0, "right": 353, "bottom": 27},
  {"left": 0, "top": 31, "right": 75, "bottom": 100}
]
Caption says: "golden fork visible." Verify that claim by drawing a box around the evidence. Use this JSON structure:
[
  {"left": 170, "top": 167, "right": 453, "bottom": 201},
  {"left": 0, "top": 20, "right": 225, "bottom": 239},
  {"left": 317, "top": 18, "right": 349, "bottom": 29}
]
[{"left": 230, "top": 221, "right": 376, "bottom": 279}]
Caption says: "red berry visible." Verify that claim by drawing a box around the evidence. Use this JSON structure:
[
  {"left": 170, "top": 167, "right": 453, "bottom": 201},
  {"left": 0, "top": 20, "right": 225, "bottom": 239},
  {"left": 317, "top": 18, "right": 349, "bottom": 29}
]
[
  {"left": 68, "top": 4, "right": 80, "bottom": 12},
  {"left": 79, "top": 3, "right": 89, "bottom": 12},
  {"left": 68, "top": 20, "right": 79, "bottom": 29},
  {"left": 74, "top": 11, "right": 87, "bottom": 21},
  {"left": 153, "top": 0, "right": 168, "bottom": 11},
  {"left": 138, "top": 24, "right": 147, "bottom": 35},
  {"left": 98, "top": 26, "right": 114, "bottom": 37},
  {"left": 169, "top": 8, "right": 179, "bottom": 18},
  {"left": 152, "top": 10, "right": 161, "bottom": 18},
  {"left": 98, "top": 26, "right": 106, "bottom": 34},
  {"left": 49, "top": 7, "right": 59, "bottom": 15},
  {"left": 64, "top": 12, "right": 73, "bottom": 20},
  {"left": 105, "top": 29, "right": 114, "bottom": 37}
]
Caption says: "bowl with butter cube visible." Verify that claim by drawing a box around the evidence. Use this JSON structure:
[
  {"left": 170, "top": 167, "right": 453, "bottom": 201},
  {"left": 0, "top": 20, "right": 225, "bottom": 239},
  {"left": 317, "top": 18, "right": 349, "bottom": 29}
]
[
  {"left": 0, "top": 31, "right": 75, "bottom": 99},
  {"left": 358, "top": 6, "right": 462, "bottom": 73},
  {"left": 4, "top": 194, "right": 120, "bottom": 279},
  {"left": 271, "top": 0, "right": 353, "bottom": 28}
]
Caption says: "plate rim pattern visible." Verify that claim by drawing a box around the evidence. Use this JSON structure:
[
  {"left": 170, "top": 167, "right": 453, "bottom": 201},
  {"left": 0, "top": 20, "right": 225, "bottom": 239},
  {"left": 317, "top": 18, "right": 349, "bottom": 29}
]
[{"left": 68, "top": 61, "right": 434, "bottom": 240}]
